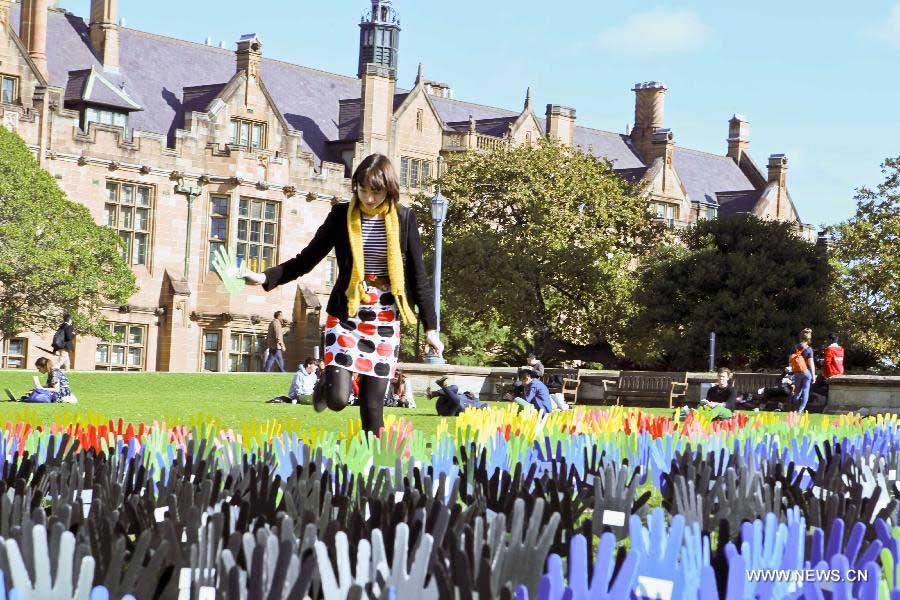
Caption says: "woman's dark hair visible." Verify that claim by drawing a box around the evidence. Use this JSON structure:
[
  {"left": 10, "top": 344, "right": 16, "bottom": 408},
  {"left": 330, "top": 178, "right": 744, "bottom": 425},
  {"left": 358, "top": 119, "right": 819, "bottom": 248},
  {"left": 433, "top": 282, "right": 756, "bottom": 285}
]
[
  {"left": 526, "top": 352, "right": 537, "bottom": 360},
  {"left": 829, "top": 332, "right": 840, "bottom": 344},
  {"left": 351, "top": 154, "right": 400, "bottom": 206},
  {"left": 274, "top": 310, "right": 283, "bottom": 318},
  {"left": 304, "top": 358, "right": 316, "bottom": 367},
  {"left": 35, "top": 357, "right": 51, "bottom": 370}
]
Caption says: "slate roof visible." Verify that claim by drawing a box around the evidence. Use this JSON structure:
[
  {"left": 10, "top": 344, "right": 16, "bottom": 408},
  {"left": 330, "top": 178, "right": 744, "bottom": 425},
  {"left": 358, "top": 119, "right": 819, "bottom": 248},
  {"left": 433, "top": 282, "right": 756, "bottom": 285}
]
[
  {"left": 573, "top": 126, "right": 645, "bottom": 169},
  {"left": 716, "top": 190, "right": 763, "bottom": 215},
  {"left": 671, "top": 148, "right": 756, "bottom": 206},
  {"left": 11, "top": 5, "right": 781, "bottom": 212},
  {"left": 63, "top": 68, "right": 142, "bottom": 110},
  {"left": 336, "top": 92, "right": 409, "bottom": 141}
]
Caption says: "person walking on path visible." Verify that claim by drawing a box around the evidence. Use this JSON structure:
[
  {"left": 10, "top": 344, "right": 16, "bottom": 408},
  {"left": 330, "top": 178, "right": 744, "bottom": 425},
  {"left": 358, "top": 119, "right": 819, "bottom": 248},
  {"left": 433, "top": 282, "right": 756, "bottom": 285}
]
[
  {"left": 51, "top": 313, "right": 76, "bottom": 370},
  {"left": 240, "top": 153, "right": 442, "bottom": 434},
  {"left": 264, "top": 311, "right": 286, "bottom": 372},
  {"left": 790, "top": 328, "right": 815, "bottom": 413}
]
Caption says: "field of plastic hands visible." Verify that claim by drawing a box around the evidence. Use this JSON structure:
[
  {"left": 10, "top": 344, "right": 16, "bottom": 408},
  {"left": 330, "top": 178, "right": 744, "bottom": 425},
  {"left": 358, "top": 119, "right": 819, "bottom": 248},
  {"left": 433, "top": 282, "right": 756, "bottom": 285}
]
[{"left": 0, "top": 405, "right": 900, "bottom": 599}]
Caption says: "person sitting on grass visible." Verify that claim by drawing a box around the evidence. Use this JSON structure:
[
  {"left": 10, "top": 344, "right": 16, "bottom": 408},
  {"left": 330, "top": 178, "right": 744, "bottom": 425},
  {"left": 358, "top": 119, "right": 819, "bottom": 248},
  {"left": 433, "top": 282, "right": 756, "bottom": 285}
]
[
  {"left": 679, "top": 367, "right": 735, "bottom": 422},
  {"left": 267, "top": 358, "right": 318, "bottom": 404},
  {"left": 513, "top": 367, "right": 554, "bottom": 413},
  {"left": 700, "top": 367, "right": 737, "bottom": 411},
  {"left": 5, "top": 357, "right": 77, "bottom": 404},
  {"left": 386, "top": 370, "right": 416, "bottom": 408}
]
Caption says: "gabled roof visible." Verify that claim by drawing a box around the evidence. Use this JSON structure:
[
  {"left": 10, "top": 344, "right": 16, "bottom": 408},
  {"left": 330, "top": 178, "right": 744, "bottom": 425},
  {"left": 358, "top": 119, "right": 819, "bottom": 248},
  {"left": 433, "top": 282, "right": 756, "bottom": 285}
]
[
  {"left": 63, "top": 67, "right": 142, "bottom": 111},
  {"left": 573, "top": 126, "right": 645, "bottom": 169},
  {"left": 716, "top": 189, "right": 763, "bottom": 215},
  {"left": 672, "top": 147, "right": 756, "bottom": 206},
  {"left": 336, "top": 91, "right": 410, "bottom": 141},
  {"left": 15, "top": 5, "right": 785, "bottom": 212}
]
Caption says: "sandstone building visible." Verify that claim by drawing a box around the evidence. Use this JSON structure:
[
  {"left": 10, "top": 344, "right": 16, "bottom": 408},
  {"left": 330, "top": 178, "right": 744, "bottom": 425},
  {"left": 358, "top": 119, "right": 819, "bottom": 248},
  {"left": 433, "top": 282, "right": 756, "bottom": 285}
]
[{"left": 0, "top": 0, "right": 812, "bottom": 372}]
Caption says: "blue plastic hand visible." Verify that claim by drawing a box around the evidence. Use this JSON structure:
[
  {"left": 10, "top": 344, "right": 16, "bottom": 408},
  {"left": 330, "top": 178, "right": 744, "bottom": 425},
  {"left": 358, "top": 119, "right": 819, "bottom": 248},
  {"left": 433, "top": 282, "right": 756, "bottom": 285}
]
[
  {"left": 629, "top": 508, "right": 685, "bottom": 599},
  {"left": 681, "top": 521, "right": 713, "bottom": 599}
]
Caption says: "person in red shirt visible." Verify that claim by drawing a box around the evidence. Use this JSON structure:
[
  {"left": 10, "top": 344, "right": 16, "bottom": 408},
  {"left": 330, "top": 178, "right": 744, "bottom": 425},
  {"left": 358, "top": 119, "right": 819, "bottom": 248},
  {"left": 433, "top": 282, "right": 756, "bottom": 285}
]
[{"left": 823, "top": 332, "right": 845, "bottom": 378}]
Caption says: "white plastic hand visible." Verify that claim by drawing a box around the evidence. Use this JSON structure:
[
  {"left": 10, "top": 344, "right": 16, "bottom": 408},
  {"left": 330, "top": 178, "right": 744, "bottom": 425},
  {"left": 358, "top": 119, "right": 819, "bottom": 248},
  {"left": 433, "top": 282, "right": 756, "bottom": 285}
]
[{"left": 5, "top": 525, "right": 95, "bottom": 600}]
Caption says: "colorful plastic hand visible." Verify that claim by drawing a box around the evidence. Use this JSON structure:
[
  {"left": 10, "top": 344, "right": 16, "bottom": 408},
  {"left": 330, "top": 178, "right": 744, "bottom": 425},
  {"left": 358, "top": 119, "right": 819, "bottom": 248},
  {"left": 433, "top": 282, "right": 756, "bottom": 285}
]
[
  {"left": 211, "top": 246, "right": 246, "bottom": 294},
  {"left": 592, "top": 463, "right": 649, "bottom": 539},
  {"left": 628, "top": 508, "right": 685, "bottom": 599},
  {"left": 490, "top": 498, "right": 561, "bottom": 598},
  {"left": 4, "top": 524, "right": 95, "bottom": 600},
  {"left": 314, "top": 531, "right": 373, "bottom": 600},
  {"left": 370, "top": 524, "right": 439, "bottom": 599}
]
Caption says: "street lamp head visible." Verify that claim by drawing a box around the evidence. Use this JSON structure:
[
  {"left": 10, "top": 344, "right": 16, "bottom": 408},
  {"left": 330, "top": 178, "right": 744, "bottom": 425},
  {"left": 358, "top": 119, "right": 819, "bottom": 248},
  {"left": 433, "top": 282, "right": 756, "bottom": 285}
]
[{"left": 429, "top": 190, "right": 448, "bottom": 223}]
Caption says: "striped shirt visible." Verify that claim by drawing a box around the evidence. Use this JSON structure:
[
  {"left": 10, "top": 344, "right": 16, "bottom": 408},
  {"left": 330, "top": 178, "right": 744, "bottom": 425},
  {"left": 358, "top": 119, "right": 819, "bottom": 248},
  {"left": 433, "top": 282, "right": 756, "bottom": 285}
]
[{"left": 361, "top": 215, "right": 389, "bottom": 276}]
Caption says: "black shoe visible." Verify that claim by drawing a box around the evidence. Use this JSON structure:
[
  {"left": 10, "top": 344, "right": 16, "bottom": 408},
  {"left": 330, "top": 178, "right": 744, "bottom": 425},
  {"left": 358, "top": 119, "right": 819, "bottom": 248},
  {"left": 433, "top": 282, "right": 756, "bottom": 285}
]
[
  {"left": 312, "top": 378, "right": 328, "bottom": 413},
  {"left": 327, "top": 392, "right": 348, "bottom": 412},
  {"left": 435, "top": 376, "right": 447, "bottom": 388}
]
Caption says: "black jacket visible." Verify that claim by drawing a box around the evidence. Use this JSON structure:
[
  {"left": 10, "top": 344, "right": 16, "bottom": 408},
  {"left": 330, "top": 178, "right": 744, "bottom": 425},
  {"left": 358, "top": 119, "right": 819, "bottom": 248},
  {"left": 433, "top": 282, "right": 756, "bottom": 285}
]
[{"left": 263, "top": 203, "right": 438, "bottom": 330}]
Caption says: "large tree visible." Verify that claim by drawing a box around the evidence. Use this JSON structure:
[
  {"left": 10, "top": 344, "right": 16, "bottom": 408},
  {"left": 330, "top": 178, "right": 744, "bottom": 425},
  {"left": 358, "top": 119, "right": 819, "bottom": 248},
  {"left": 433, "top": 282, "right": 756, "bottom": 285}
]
[
  {"left": 412, "top": 137, "right": 661, "bottom": 366},
  {"left": 0, "top": 126, "right": 136, "bottom": 339},
  {"left": 829, "top": 157, "right": 900, "bottom": 367},
  {"left": 626, "top": 214, "right": 833, "bottom": 370}
]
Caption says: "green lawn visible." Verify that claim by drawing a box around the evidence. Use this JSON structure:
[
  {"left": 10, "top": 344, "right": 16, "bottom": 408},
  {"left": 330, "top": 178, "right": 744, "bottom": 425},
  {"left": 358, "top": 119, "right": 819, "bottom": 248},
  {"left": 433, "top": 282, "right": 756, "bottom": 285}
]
[
  {"left": 0, "top": 371, "right": 450, "bottom": 437},
  {"left": 0, "top": 371, "right": 788, "bottom": 437}
]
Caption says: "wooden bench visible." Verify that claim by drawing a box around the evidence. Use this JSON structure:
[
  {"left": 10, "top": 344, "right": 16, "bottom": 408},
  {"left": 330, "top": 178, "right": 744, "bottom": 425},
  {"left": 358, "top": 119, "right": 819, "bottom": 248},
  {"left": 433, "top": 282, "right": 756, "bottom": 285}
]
[
  {"left": 601, "top": 371, "right": 688, "bottom": 408},
  {"left": 542, "top": 369, "right": 582, "bottom": 405},
  {"left": 731, "top": 373, "right": 782, "bottom": 398}
]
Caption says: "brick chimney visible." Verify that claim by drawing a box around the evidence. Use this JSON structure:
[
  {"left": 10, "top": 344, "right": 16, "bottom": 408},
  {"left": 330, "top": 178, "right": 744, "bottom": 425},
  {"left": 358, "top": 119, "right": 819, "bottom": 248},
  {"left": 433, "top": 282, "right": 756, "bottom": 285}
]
[
  {"left": 648, "top": 128, "right": 675, "bottom": 165},
  {"left": 767, "top": 154, "right": 788, "bottom": 186},
  {"left": 768, "top": 153, "right": 789, "bottom": 219},
  {"left": 545, "top": 104, "right": 576, "bottom": 146},
  {"left": 630, "top": 81, "right": 667, "bottom": 160},
  {"left": 358, "top": 63, "right": 395, "bottom": 157},
  {"left": 236, "top": 34, "right": 262, "bottom": 106},
  {"left": 727, "top": 114, "right": 749, "bottom": 164},
  {"left": 89, "top": 0, "right": 119, "bottom": 70},
  {"left": 19, "top": 0, "right": 48, "bottom": 81}
]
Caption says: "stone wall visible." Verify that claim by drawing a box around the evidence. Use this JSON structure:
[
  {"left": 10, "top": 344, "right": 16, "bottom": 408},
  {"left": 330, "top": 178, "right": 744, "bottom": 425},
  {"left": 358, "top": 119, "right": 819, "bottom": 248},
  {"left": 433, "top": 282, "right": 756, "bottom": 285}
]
[{"left": 825, "top": 375, "right": 900, "bottom": 415}]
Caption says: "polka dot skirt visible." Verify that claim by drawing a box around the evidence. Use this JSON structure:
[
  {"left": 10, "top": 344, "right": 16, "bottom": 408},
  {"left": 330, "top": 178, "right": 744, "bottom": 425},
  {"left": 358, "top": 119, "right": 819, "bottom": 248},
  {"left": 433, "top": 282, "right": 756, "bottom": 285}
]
[{"left": 323, "top": 285, "right": 400, "bottom": 379}]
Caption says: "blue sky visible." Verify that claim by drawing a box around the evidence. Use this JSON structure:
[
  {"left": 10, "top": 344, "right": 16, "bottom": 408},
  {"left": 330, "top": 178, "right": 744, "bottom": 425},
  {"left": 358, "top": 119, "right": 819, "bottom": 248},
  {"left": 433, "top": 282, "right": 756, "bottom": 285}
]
[{"left": 60, "top": 0, "right": 900, "bottom": 226}]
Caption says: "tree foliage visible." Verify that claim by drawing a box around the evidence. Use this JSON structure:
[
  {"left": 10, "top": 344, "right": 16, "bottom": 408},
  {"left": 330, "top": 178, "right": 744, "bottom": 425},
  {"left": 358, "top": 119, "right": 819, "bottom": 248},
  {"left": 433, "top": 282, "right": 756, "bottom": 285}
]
[
  {"left": 412, "top": 137, "right": 660, "bottom": 365},
  {"left": 627, "top": 214, "right": 833, "bottom": 370},
  {"left": 0, "top": 126, "right": 136, "bottom": 339},
  {"left": 829, "top": 157, "right": 900, "bottom": 367}
]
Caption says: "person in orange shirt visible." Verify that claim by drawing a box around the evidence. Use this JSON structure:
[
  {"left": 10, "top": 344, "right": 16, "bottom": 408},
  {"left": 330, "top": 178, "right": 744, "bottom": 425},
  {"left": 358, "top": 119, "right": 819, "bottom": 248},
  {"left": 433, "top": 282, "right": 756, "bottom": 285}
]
[{"left": 823, "top": 333, "right": 845, "bottom": 378}]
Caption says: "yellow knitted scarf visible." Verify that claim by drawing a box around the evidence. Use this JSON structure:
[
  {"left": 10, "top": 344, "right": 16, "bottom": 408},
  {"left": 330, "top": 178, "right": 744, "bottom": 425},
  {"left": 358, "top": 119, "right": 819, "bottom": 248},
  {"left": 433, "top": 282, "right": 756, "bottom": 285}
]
[{"left": 346, "top": 197, "right": 417, "bottom": 325}]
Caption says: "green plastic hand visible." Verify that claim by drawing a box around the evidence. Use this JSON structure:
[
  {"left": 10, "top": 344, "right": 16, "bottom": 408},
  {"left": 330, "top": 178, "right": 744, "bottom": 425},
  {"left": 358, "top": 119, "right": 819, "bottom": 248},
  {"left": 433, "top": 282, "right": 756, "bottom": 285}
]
[{"left": 211, "top": 246, "right": 246, "bottom": 294}]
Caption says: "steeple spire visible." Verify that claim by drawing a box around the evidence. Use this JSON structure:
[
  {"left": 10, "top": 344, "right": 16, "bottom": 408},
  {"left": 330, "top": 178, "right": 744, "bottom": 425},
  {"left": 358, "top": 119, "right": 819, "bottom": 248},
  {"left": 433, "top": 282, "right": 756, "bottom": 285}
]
[
  {"left": 524, "top": 86, "right": 533, "bottom": 111},
  {"left": 416, "top": 62, "right": 424, "bottom": 86}
]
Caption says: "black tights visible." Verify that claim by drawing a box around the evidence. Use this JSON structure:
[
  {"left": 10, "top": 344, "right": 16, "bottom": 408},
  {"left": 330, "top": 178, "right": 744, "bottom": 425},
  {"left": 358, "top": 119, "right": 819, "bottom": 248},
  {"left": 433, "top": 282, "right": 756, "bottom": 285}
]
[{"left": 322, "top": 365, "right": 389, "bottom": 434}]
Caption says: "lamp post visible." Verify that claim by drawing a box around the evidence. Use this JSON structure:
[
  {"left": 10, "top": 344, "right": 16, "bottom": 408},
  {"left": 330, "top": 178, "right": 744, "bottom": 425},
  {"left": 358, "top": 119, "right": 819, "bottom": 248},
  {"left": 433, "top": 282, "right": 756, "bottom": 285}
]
[{"left": 425, "top": 158, "right": 448, "bottom": 365}]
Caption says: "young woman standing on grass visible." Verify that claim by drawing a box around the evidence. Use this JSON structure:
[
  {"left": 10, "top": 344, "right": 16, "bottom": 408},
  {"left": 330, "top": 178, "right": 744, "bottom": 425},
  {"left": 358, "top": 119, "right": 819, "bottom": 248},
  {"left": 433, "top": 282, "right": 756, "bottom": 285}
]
[{"left": 241, "top": 153, "right": 442, "bottom": 434}]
